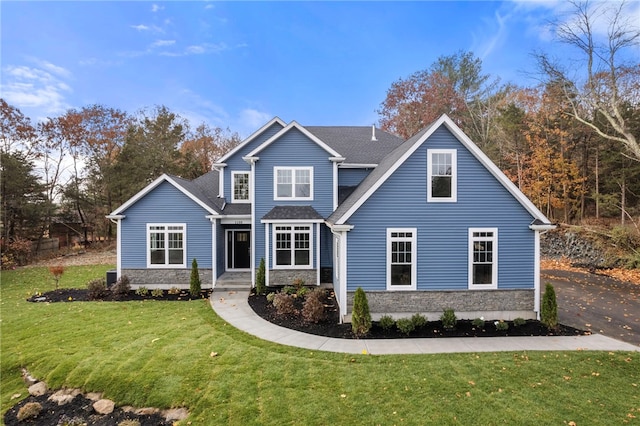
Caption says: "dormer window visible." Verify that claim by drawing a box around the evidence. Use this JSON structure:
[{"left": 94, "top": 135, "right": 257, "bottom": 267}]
[
  {"left": 274, "top": 167, "right": 313, "bottom": 200},
  {"left": 232, "top": 171, "right": 250, "bottom": 203},
  {"left": 427, "top": 149, "right": 457, "bottom": 202}
]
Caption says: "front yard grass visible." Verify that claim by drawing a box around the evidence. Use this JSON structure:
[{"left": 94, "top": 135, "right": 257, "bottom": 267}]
[{"left": 1, "top": 265, "right": 639, "bottom": 425}]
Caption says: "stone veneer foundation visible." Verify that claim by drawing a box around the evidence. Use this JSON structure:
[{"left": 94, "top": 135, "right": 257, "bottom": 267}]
[
  {"left": 121, "top": 269, "right": 213, "bottom": 289},
  {"left": 268, "top": 269, "right": 317, "bottom": 286}
]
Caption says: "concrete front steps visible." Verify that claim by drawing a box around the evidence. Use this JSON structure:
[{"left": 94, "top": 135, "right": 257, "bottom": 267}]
[{"left": 215, "top": 272, "right": 252, "bottom": 291}]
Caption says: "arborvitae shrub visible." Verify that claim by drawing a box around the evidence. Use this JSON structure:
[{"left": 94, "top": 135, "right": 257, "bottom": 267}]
[
  {"left": 440, "top": 308, "right": 457, "bottom": 330},
  {"left": 411, "top": 313, "right": 427, "bottom": 329},
  {"left": 541, "top": 283, "right": 558, "bottom": 330},
  {"left": 256, "top": 258, "right": 266, "bottom": 295},
  {"left": 302, "top": 289, "right": 325, "bottom": 323},
  {"left": 378, "top": 315, "right": 395, "bottom": 331},
  {"left": 351, "top": 287, "right": 372, "bottom": 337},
  {"left": 112, "top": 275, "right": 131, "bottom": 298},
  {"left": 87, "top": 278, "right": 108, "bottom": 300},
  {"left": 396, "top": 318, "right": 415, "bottom": 336},
  {"left": 190, "top": 258, "right": 201, "bottom": 297},
  {"left": 273, "top": 293, "right": 297, "bottom": 316}
]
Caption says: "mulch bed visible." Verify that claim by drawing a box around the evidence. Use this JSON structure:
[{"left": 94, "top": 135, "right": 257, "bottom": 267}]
[
  {"left": 27, "top": 288, "right": 212, "bottom": 303},
  {"left": 248, "top": 289, "right": 588, "bottom": 339}
]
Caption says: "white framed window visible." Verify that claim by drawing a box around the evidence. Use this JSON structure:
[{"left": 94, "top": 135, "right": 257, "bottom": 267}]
[
  {"left": 232, "top": 171, "right": 250, "bottom": 203},
  {"left": 427, "top": 149, "right": 457, "bottom": 202},
  {"left": 273, "top": 225, "right": 312, "bottom": 268},
  {"left": 274, "top": 167, "right": 313, "bottom": 200},
  {"left": 386, "top": 228, "right": 417, "bottom": 290},
  {"left": 468, "top": 228, "right": 498, "bottom": 289},
  {"left": 147, "top": 224, "right": 186, "bottom": 268}
]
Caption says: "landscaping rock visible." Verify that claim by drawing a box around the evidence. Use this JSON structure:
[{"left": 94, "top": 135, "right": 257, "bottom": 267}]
[
  {"left": 93, "top": 398, "right": 115, "bottom": 414},
  {"left": 164, "top": 407, "right": 189, "bottom": 421},
  {"left": 85, "top": 391, "right": 102, "bottom": 401},
  {"left": 136, "top": 407, "right": 160, "bottom": 415},
  {"left": 48, "top": 389, "right": 76, "bottom": 406},
  {"left": 28, "top": 381, "right": 48, "bottom": 396}
]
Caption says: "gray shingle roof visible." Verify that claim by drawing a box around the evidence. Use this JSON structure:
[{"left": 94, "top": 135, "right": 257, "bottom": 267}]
[
  {"left": 305, "top": 126, "right": 404, "bottom": 164},
  {"left": 262, "top": 206, "right": 324, "bottom": 221},
  {"left": 169, "top": 173, "right": 223, "bottom": 214}
]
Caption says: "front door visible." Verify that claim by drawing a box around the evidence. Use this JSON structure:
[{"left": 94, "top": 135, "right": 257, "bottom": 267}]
[{"left": 227, "top": 230, "right": 250, "bottom": 270}]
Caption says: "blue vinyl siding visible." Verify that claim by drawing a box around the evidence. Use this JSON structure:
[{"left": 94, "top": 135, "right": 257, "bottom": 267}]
[
  {"left": 338, "top": 168, "right": 372, "bottom": 187},
  {"left": 254, "top": 128, "right": 335, "bottom": 270},
  {"left": 224, "top": 122, "right": 284, "bottom": 201},
  {"left": 120, "top": 181, "right": 212, "bottom": 268},
  {"left": 346, "top": 126, "right": 535, "bottom": 291}
]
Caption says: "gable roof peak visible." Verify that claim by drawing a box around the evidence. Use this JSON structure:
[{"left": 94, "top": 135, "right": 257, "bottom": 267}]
[{"left": 216, "top": 116, "right": 286, "bottom": 164}]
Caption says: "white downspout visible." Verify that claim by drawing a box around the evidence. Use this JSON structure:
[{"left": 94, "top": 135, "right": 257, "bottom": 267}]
[{"left": 107, "top": 215, "right": 124, "bottom": 279}]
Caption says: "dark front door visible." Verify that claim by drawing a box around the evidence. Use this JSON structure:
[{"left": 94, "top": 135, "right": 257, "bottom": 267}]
[{"left": 227, "top": 230, "right": 250, "bottom": 270}]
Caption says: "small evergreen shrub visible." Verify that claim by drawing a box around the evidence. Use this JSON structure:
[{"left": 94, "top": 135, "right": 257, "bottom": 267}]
[
  {"left": 112, "top": 275, "right": 131, "bottom": 298},
  {"left": 168, "top": 286, "right": 180, "bottom": 295},
  {"left": 190, "top": 258, "right": 201, "bottom": 297},
  {"left": 266, "top": 292, "right": 276, "bottom": 303},
  {"left": 296, "top": 286, "right": 309, "bottom": 298},
  {"left": 378, "top": 315, "right": 395, "bottom": 331},
  {"left": 351, "top": 287, "right": 372, "bottom": 337},
  {"left": 273, "top": 293, "right": 297, "bottom": 315},
  {"left": 495, "top": 320, "right": 509, "bottom": 331},
  {"left": 302, "top": 289, "right": 325, "bottom": 323},
  {"left": 17, "top": 402, "right": 42, "bottom": 421},
  {"left": 135, "top": 286, "right": 149, "bottom": 296},
  {"left": 87, "top": 278, "right": 108, "bottom": 300},
  {"left": 256, "top": 258, "right": 266, "bottom": 295},
  {"left": 541, "top": 282, "right": 558, "bottom": 330},
  {"left": 472, "top": 317, "right": 485, "bottom": 328},
  {"left": 411, "top": 313, "right": 427, "bottom": 329},
  {"left": 440, "top": 308, "right": 457, "bottom": 330},
  {"left": 513, "top": 317, "right": 527, "bottom": 327},
  {"left": 151, "top": 288, "right": 164, "bottom": 298},
  {"left": 396, "top": 318, "right": 415, "bottom": 336},
  {"left": 282, "top": 285, "right": 296, "bottom": 295}
]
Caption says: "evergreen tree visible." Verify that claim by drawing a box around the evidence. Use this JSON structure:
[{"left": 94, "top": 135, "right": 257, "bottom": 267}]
[
  {"left": 351, "top": 287, "right": 372, "bottom": 337},
  {"left": 190, "top": 258, "right": 201, "bottom": 297}
]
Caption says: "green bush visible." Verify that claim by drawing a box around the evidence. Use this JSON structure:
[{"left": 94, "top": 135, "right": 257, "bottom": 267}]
[
  {"left": 266, "top": 292, "right": 276, "bottom": 303},
  {"left": 256, "top": 258, "right": 266, "bottom": 295},
  {"left": 151, "top": 288, "right": 164, "bottom": 298},
  {"left": 302, "top": 289, "right": 325, "bottom": 323},
  {"left": 190, "top": 258, "right": 201, "bottom": 297},
  {"left": 282, "top": 285, "right": 296, "bottom": 295},
  {"left": 541, "top": 283, "right": 558, "bottom": 330},
  {"left": 472, "top": 317, "right": 485, "bottom": 328},
  {"left": 411, "top": 313, "right": 427, "bottom": 329},
  {"left": 296, "top": 286, "right": 309, "bottom": 298},
  {"left": 513, "top": 317, "right": 526, "bottom": 327},
  {"left": 17, "top": 402, "right": 42, "bottom": 421},
  {"left": 396, "top": 318, "right": 415, "bottom": 336},
  {"left": 273, "top": 293, "right": 297, "bottom": 316},
  {"left": 112, "top": 275, "right": 131, "bottom": 298},
  {"left": 378, "top": 315, "right": 395, "bottom": 331},
  {"left": 87, "top": 278, "right": 108, "bottom": 300},
  {"left": 495, "top": 320, "right": 509, "bottom": 331},
  {"left": 135, "top": 286, "right": 149, "bottom": 296},
  {"left": 351, "top": 287, "right": 372, "bottom": 337},
  {"left": 440, "top": 308, "right": 457, "bottom": 330}
]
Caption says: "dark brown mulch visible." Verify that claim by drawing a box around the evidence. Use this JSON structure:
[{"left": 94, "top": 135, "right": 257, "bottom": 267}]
[
  {"left": 3, "top": 393, "right": 172, "bottom": 426},
  {"left": 27, "top": 288, "right": 212, "bottom": 303},
  {"left": 248, "top": 289, "right": 588, "bottom": 339}
]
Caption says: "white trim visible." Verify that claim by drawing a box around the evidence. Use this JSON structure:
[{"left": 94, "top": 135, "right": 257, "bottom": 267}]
[
  {"left": 427, "top": 149, "right": 457, "bottom": 202},
  {"left": 468, "top": 228, "right": 498, "bottom": 290},
  {"left": 211, "top": 218, "right": 217, "bottom": 289},
  {"left": 273, "top": 166, "right": 314, "bottom": 201},
  {"left": 114, "top": 217, "right": 122, "bottom": 278},
  {"left": 246, "top": 121, "right": 342, "bottom": 158},
  {"left": 212, "top": 163, "right": 226, "bottom": 198},
  {"left": 217, "top": 117, "right": 287, "bottom": 163},
  {"left": 231, "top": 171, "right": 251, "bottom": 203},
  {"left": 250, "top": 160, "right": 256, "bottom": 287},
  {"left": 265, "top": 223, "right": 270, "bottom": 285},
  {"left": 261, "top": 218, "right": 324, "bottom": 224},
  {"left": 333, "top": 114, "right": 552, "bottom": 226},
  {"left": 332, "top": 160, "right": 339, "bottom": 211},
  {"left": 272, "top": 224, "right": 313, "bottom": 269},
  {"left": 534, "top": 230, "right": 541, "bottom": 319},
  {"left": 316, "top": 222, "right": 321, "bottom": 285},
  {"left": 110, "top": 174, "right": 218, "bottom": 216},
  {"left": 146, "top": 223, "right": 187, "bottom": 269},
  {"left": 386, "top": 228, "right": 417, "bottom": 291},
  {"left": 338, "top": 163, "right": 378, "bottom": 169}
]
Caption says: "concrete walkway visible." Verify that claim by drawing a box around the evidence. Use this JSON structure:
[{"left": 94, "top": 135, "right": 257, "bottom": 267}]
[{"left": 210, "top": 289, "right": 640, "bottom": 354}]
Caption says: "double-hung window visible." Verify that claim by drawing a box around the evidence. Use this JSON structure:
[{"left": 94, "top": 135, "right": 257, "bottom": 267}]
[
  {"left": 232, "top": 171, "right": 250, "bottom": 203},
  {"left": 427, "top": 149, "right": 457, "bottom": 202},
  {"left": 148, "top": 224, "right": 186, "bottom": 268},
  {"left": 468, "top": 228, "right": 497, "bottom": 289},
  {"left": 274, "top": 167, "right": 313, "bottom": 200},
  {"left": 274, "top": 225, "right": 311, "bottom": 268},
  {"left": 386, "top": 228, "right": 417, "bottom": 290}
]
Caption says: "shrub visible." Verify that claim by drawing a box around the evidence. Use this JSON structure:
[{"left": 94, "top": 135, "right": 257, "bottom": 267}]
[
  {"left": 49, "top": 265, "right": 65, "bottom": 289},
  {"left": 440, "top": 308, "right": 457, "bottom": 330},
  {"left": 135, "top": 286, "right": 149, "bottom": 296},
  {"left": 168, "top": 286, "right": 180, "bottom": 295},
  {"left": 411, "top": 313, "right": 427, "bottom": 329},
  {"left": 4, "top": 237, "right": 32, "bottom": 267},
  {"left": 513, "top": 317, "right": 527, "bottom": 327},
  {"left": 282, "top": 285, "right": 296, "bottom": 295},
  {"left": 292, "top": 278, "right": 305, "bottom": 290},
  {"left": 541, "top": 283, "right": 558, "bottom": 330},
  {"left": 351, "top": 287, "right": 372, "bottom": 337},
  {"left": 17, "top": 401, "right": 42, "bottom": 421},
  {"left": 472, "top": 317, "right": 485, "bottom": 328},
  {"left": 190, "top": 258, "right": 201, "bottom": 297},
  {"left": 296, "top": 286, "right": 309, "bottom": 298},
  {"left": 273, "top": 293, "right": 297, "bottom": 316},
  {"left": 256, "top": 258, "right": 266, "bottom": 295},
  {"left": 396, "top": 318, "right": 415, "bottom": 336},
  {"left": 87, "top": 278, "right": 108, "bottom": 300},
  {"left": 302, "top": 289, "right": 325, "bottom": 323},
  {"left": 266, "top": 292, "right": 276, "bottom": 303},
  {"left": 151, "top": 288, "right": 164, "bottom": 298},
  {"left": 495, "top": 320, "right": 509, "bottom": 331},
  {"left": 112, "top": 275, "right": 131, "bottom": 298},
  {"left": 378, "top": 315, "right": 395, "bottom": 331}
]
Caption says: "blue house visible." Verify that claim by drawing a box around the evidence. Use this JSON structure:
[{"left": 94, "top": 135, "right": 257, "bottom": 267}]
[{"left": 108, "top": 114, "right": 555, "bottom": 322}]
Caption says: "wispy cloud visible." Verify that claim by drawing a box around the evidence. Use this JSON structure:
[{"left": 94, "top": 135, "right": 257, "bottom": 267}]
[
  {"left": 151, "top": 39, "right": 176, "bottom": 48},
  {"left": 151, "top": 4, "right": 164, "bottom": 13},
  {"left": 130, "top": 23, "right": 164, "bottom": 33},
  {"left": 471, "top": 10, "right": 511, "bottom": 61},
  {"left": 239, "top": 109, "right": 272, "bottom": 131}
]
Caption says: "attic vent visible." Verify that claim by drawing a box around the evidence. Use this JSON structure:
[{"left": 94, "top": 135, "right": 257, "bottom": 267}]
[{"left": 371, "top": 124, "right": 377, "bottom": 142}]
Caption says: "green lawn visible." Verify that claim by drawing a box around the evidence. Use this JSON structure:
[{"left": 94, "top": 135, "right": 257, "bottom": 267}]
[{"left": 1, "top": 266, "right": 639, "bottom": 425}]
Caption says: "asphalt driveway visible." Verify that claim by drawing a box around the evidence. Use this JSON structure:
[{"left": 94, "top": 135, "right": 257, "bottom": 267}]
[{"left": 542, "top": 268, "right": 640, "bottom": 346}]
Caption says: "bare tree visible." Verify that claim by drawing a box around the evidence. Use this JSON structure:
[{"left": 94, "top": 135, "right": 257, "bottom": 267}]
[{"left": 535, "top": 0, "right": 640, "bottom": 160}]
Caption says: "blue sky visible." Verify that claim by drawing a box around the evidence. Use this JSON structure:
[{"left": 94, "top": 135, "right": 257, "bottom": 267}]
[{"left": 2, "top": 1, "right": 639, "bottom": 137}]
